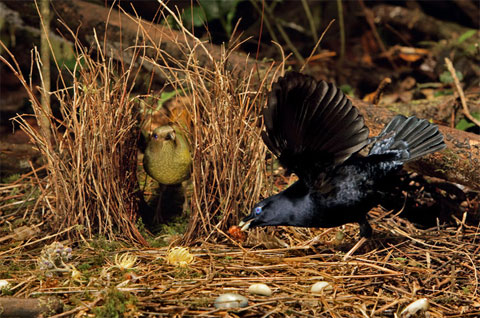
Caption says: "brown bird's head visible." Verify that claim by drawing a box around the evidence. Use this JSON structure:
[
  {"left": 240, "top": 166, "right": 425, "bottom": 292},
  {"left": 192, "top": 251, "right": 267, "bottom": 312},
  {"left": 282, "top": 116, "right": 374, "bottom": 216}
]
[{"left": 143, "top": 125, "right": 192, "bottom": 185}]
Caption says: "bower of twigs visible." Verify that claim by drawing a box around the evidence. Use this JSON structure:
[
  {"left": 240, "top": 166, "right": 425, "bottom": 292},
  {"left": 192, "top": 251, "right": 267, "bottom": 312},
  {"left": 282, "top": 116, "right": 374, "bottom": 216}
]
[{"left": 0, "top": 28, "right": 146, "bottom": 244}]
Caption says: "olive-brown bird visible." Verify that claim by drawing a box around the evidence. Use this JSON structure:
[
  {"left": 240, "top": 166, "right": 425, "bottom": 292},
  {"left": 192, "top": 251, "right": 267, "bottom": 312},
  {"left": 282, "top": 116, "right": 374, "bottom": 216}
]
[
  {"left": 144, "top": 125, "right": 192, "bottom": 185},
  {"left": 143, "top": 125, "right": 192, "bottom": 224}
]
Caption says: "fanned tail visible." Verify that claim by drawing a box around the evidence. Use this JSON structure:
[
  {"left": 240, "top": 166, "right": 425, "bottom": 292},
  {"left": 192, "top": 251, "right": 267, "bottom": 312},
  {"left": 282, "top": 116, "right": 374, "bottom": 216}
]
[{"left": 369, "top": 115, "right": 446, "bottom": 162}]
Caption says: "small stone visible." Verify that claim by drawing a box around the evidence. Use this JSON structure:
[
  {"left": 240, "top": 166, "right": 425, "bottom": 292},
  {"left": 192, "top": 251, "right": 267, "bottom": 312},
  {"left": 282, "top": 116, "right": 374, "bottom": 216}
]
[
  {"left": 310, "top": 281, "right": 333, "bottom": 294},
  {"left": 214, "top": 293, "right": 248, "bottom": 309},
  {"left": 248, "top": 283, "right": 272, "bottom": 296}
]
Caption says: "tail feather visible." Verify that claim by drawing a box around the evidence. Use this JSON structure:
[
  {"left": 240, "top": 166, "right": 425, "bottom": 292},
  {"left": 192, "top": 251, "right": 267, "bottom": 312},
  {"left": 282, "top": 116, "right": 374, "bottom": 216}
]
[
  {"left": 409, "top": 133, "right": 445, "bottom": 159},
  {"left": 370, "top": 115, "right": 446, "bottom": 162},
  {"left": 407, "top": 124, "right": 438, "bottom": 148}
]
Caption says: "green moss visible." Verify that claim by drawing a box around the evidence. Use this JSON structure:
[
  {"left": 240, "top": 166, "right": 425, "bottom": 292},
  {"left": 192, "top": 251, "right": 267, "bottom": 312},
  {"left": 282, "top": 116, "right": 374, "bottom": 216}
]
[
  {"left": 189, "top": 297, "right": 210, "bottom": 309},
  {"left": 462, "top": 285, "right": 472, "bottom": 295},
  {"left": 76, "top": 263, "right": 92, "bottom": 272},
  {"left": 1, "top": 287, "right": 14, "bottom": 296},
  {"left": 90, "top": 236, "right": 123, "bottom": 253},
  {"left": 135, "top": 217, "right": 149, "bottom": 240},
  {"left": 385, "top": 103, "right": 411, "bottom": 117},
  {"left": 440, "top": 148, "right": 459, "bottom": 170},
  {"left": 0, "top": 260, "right": 23, "bottom": 279},
  {"left": 172, "top": 267, "right": 202, "bottom": 279},
  {"left": 160, "top": 213, "right": 189, "bottom": 234},
  {"left": 1, "top": 173, "right": 21, "bottom": 183},
  {"left": 93, "top": 288, "right": 137, "bottom": 318}
]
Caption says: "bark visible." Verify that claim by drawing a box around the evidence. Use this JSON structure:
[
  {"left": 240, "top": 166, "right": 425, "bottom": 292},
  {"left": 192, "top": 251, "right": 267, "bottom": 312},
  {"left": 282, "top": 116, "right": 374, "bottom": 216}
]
[
  {"left": 372, "top": 4, "right": 474, "bottom": 40},
  {"left": 0, "top": 297, "right": 63, "bottom": 318},
  {"left": 381, "top": 95, "right": 480, "bottom": 127}
]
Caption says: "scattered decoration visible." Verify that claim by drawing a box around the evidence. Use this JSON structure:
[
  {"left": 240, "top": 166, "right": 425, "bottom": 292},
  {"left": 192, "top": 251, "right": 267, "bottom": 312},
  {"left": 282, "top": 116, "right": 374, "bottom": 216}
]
[
  {"left": 228, "top": 225, "right": 246, "bottom": 242},
  {"left": 166, "top": 247, "right": 194, "bottom": 267},
  {"left": 37, "top": 242, "right": 73, "bottom": 277},
  {"left": 214, "top": 293, "right": 248, "bottom": 309},
  {"left": 113, "top": 253, "right": 138, "bottom": 271},
  {"left": 0, "top": 280, "right": 10, "bottom": 291},
  {"left": 311, "top": 281, "right": 333, "bottom": 294},
  {"left": 247, "top": 283, "right": 272, "bottom": 296},
  {"left": 400, "top": 298, "right": 429, "bottom": 317},
  {"left": 124, "top": 272, "right": 140, "bottom": 283},
  {"left": 70, "top": 266, "right": 82, "bottom": 283}
]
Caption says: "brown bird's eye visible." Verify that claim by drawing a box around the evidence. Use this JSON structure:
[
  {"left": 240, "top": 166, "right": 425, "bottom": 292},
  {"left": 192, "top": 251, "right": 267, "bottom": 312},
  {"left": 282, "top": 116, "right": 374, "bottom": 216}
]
[
  {"left": 152, "top": 133, "right": 158, "bottom": 139},
  {"left": 165, "top": 132, "right": 175, "bottom": 141}
]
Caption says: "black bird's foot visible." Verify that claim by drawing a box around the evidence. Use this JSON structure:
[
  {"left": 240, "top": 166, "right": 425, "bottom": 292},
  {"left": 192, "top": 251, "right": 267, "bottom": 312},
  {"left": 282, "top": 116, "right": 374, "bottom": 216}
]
[{"left": 359, "top": 221, "right": 372, "bottom": 238}]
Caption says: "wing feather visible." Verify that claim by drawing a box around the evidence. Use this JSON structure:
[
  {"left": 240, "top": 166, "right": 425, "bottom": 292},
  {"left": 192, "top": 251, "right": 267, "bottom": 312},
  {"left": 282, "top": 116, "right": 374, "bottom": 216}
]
[{"left": 262, "top": 72, "right": 370, "bottom": 186}]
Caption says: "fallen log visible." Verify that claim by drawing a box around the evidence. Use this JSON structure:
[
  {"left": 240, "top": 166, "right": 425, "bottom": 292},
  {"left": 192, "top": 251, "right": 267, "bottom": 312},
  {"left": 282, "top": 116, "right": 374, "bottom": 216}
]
[
  {"left": 372, "top": 4, "right": 475, "bottom": 42},
  {"left": 0, "top": 297, "right": 63, "bottom": 318},
  {"left": 0, "top": 0, "right": 267, "bottom": 84}
]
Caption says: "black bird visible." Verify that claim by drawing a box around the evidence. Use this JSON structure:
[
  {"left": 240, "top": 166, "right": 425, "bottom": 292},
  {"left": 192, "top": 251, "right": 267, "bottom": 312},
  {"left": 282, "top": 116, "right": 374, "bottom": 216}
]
[{"left": 239, "top": 72, "right": 446, "bottom": 237}]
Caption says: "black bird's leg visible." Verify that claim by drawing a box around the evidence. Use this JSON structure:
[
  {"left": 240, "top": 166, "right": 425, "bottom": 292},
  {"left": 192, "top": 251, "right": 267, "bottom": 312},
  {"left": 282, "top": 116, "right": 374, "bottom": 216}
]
[{"left": 359, "top": 219, "right": 372, "bottom": 238}]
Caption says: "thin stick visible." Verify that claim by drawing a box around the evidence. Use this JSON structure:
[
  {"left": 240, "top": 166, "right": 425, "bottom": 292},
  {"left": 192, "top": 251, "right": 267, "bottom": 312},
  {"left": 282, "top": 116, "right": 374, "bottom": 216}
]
[
  {"left": 445, "top": 57, "right": 480, "bottom": 127},
  {"left": 301, "top": 19, "right": 335, "bottom": 72},
  {"left": 37, "top": 0, "right": 52, "bottom": 144},
  {"left": 343, "top": 237, "right": 367, "bottom": 261}
]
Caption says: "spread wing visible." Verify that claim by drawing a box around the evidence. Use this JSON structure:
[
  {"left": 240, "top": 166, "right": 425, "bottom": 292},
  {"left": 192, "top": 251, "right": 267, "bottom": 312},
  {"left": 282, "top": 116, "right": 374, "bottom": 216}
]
[{"left": 262, "top": 72, "right": 370, "bottom": 187}]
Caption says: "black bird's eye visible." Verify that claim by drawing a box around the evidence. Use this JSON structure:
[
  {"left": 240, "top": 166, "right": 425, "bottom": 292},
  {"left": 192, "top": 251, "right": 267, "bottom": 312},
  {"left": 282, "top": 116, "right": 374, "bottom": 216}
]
[
  {"left": 255, "top": 206, "right": 262, "bottom": 215},
  {"left": 152, "top": 133, "right": 158, "bottom": 140}
]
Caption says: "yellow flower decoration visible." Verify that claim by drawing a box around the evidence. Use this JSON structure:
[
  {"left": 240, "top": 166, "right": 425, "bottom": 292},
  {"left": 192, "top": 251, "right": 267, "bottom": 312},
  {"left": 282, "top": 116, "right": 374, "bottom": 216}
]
[
  {"left": 114, "top": 253, "right": 138, "bottom": 271},
  {"left": 166, "top": 247, "right": 194, "bottom": 267},
  {"left": 70, "top": 265, "right": 83, "bottom": 283}
]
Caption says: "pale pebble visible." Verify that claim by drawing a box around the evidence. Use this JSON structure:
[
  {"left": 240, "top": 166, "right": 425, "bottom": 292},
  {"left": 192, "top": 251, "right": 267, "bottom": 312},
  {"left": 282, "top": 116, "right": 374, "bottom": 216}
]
[
  {"left": 310, "top": 281, "right": 333, "bottom": 294},
  {"left": 400, "top": 298, "right": 429, "bottom": 317},
  {"left": 214, "top": 293, "right": 248, "bottom": 309},
  {"left": 248, "top": 283, "right": 272, "bottom": 296},
  {"left": 0, "top": 280, "right": 9, "bottom": 289}
]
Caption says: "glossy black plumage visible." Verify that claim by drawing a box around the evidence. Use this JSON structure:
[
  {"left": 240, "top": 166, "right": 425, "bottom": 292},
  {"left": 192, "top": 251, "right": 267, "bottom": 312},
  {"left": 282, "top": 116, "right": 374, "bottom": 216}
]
[{"left": 239, "top": 72, "right": 446, "bottom": 237}]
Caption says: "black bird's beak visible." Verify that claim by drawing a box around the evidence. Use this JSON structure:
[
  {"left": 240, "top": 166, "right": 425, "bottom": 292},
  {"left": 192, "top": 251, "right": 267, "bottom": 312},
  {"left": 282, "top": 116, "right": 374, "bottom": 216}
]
[{"left": 238, "top": 213, "right": 255, "bottom": 231}]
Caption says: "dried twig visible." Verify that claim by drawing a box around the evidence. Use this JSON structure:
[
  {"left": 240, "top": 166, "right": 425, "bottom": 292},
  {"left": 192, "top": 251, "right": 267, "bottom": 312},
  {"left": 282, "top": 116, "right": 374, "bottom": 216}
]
[{"left": 445, "top": 57, "right": 480, "bottom": 127}]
